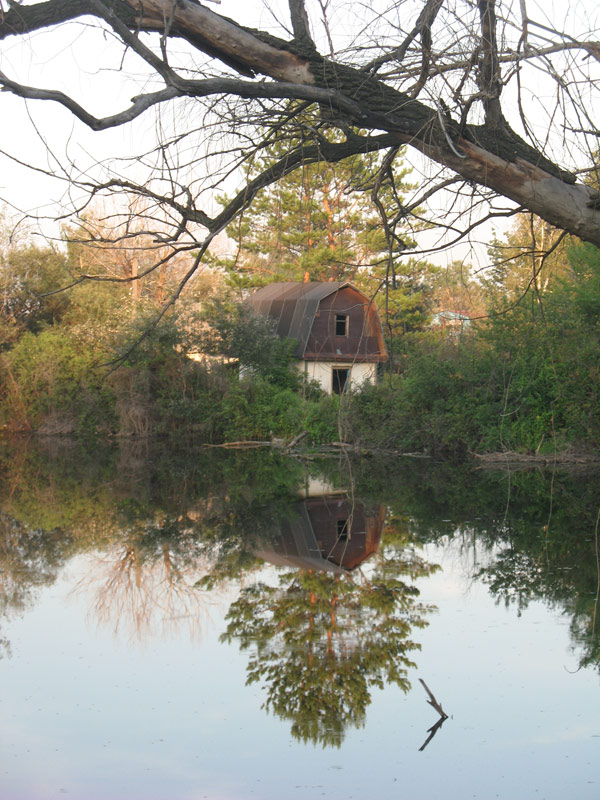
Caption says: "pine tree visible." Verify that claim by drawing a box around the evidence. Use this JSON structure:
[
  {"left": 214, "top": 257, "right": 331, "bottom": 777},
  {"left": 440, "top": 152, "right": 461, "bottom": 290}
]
[{"left": 213, "top": 114, "right": 437, "bottom": 334}]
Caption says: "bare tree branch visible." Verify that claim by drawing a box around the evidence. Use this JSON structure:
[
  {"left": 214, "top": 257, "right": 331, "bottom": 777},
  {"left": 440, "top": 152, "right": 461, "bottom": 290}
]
[
  {"left": 1, "top": 0, "right": 599, "bottom": 255},
  {"left": 363, "top": 0, "right": 444, "bottom": 75},
  {"left": 0, "top": 73, "right": 367, "bottom": 131},
  {"left": 288, "top": 0, "right": 314, "bottom": 46},
  {"left": 477, "top": 0, "right": 504, "bottom": 129}
]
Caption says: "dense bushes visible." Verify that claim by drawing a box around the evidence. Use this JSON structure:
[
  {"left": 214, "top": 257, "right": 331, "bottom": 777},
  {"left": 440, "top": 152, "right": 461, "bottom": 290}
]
[
  {"left": 2, "top": 296, "right": 600, "bottom": 455},
  {"left": 0, "top": 313, "right": 341, "bottom": 444},
  {"left": 345, "top": 267, "right": 600, "bottom": 456},
  {"left": 342, "top": 336, "right": 498, "bottom": 456},
  {"left": 2, "top": 227, "right": 600, "bottom": 456},
  {"left": 0, "top": 328, "right": 114, "bottom": 435}
]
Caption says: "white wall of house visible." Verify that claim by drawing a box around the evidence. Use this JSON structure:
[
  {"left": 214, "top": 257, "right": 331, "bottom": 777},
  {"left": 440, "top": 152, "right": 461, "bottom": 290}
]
[
  {"left": 296, "top": 361, "right": 377, "bottom": 395},
  {"left": 296, "top": 477, "right": 347, "bottom": 498}
]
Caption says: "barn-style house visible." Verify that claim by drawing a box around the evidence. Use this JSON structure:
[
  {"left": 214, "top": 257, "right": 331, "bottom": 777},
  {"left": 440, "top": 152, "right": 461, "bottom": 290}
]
[
  {"left": 254, "top": 495, "right": 387, "bottom": 574},
  {"left": 248, "top": 281, "right": 388, "bottom": 395}
]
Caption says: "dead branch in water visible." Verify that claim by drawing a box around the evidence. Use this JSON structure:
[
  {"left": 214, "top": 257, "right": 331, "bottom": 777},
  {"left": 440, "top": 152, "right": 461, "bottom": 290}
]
[
  {"left": 419, "top": 677, "right": 448, "bottom": 718},
  {"left": 418, "top": 678, "right": 449, "bottom": 752},
  {"left": 419, "top": 715, "right": 448, "bottom": 752}
]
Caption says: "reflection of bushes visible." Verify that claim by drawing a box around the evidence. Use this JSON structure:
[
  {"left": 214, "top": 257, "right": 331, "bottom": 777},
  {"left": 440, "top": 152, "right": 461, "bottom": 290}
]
[
  {"left": 0, "top": 512, "right": 73, "bottom": 624},
  {"left": 1, "top": 439, "right": 600, "bottom": 678},
  {"left": 0, "top": 444, "right": 309, "bottom": 643},
  {"left": 0, "top": 441, "right": 300, "bottom": 530},
  {"left": 380, "top": 460, "right": 600, "bottom": 673}
]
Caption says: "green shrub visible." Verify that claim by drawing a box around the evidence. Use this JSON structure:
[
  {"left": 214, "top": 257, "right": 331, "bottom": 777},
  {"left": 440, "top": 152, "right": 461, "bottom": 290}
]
[
  {"left": 301, "top": 394, "right": 340, "bottom": 445},
  {"left": 0, "top": 328, "right": 115, "bottom": 435},
  {"left": 217, "top": 376, "right": 305, "bottom": 441}
]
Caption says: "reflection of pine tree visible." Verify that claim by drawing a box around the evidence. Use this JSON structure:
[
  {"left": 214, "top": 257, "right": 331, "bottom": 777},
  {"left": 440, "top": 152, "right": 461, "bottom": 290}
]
[{"left": 222, "top": 548, "right": 437, "bottom": 747}]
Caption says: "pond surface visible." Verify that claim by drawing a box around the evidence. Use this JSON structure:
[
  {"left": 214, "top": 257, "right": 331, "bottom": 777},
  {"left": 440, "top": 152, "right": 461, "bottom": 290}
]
[{"left": 0, "top": 440, "right": 599, "bottom": 799}]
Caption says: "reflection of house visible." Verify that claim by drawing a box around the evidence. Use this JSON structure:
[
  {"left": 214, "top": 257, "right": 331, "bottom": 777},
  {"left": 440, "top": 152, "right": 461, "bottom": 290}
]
[
  {"left": 255, "top": 496, "right": 386, "bottom": 574},
  {"left": 248, "top": 282, "right": 387, "bottom": 394}
]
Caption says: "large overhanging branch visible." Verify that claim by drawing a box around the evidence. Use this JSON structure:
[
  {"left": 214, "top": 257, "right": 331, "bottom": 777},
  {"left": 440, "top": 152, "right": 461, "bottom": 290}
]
[
  {"left": 1, "top": 0, "right": 600, "bottom": 247},
  {"left": 209, "top": 132, "right": 401, "bottom": 234}
]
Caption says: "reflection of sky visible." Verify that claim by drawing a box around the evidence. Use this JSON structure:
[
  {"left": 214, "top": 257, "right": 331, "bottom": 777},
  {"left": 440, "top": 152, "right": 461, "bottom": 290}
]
[{"left": 1, "top": 545, "right": 599, "bottom": 800}]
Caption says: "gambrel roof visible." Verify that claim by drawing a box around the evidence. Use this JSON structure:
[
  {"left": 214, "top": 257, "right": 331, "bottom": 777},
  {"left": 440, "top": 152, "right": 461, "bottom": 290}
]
[
  {"left": 248, "top": 281, "right": 387, "bottom": 361},
  {"left": 248, "top": 282, "right": 348, "bottom": 356},
  {"left": 254, "top": 497, "right": 386, "bottom": 574}
]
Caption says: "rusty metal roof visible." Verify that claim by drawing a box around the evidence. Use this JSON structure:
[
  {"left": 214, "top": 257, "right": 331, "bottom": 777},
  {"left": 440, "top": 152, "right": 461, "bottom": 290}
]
[
  {"left": 248, "top": 281, "right": 351, "bottom": 356},
  {"left": 254, "top": 500, "right": 350, "bottom": 575}
]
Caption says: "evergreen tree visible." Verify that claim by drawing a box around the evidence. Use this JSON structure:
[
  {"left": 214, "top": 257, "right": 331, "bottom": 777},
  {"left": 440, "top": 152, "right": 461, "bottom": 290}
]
[{"left": 213, "top": 114, "right": 437, "bottom": 334}]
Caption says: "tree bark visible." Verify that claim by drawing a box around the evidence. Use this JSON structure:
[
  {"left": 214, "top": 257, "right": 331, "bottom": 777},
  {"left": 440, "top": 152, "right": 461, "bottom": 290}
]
[{"left": 1, "top": 0, "right": 599, "bottom": 246}]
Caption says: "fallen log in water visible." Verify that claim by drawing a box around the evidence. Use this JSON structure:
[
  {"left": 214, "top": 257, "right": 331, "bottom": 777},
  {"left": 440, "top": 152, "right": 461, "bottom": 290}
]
[{"left": 473, "top": 450, "right": 600, "bottom": 467}]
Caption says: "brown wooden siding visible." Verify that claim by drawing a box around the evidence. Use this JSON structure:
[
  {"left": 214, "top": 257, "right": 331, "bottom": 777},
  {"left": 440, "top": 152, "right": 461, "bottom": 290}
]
[
  {"left": 303, "top": 286, "right": 387, "bottom": 362},
  {"left": 305, "top": 497, "right": 385, "bottom": 570}
]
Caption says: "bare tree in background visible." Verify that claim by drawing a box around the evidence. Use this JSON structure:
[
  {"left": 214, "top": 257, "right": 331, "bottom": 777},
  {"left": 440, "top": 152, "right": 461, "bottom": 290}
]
[{"left": 0, "top": 0, "right": 599, "bottom": 309}]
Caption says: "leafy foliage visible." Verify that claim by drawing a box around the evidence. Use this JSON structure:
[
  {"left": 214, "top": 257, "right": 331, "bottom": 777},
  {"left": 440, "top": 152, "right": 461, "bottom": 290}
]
[
  {"left": 222, "top": 549, "right": 435, "bottom": 747},
  {"left": 0, "top": 327, "right": 114, "bottom": 435},
  {"left": 203, "top": 299, "right": 302, "bottom": 390}
]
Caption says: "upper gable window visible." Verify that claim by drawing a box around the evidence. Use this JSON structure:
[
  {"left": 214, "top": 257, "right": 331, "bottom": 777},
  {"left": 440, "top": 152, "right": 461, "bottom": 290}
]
[{"left": 335, "top": 314, "right": 348, "bottom": 336}]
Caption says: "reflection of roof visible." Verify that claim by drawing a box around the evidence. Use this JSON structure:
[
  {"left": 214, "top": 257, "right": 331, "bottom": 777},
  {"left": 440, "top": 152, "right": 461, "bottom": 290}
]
[
  {"left": 254, "top": 497, "right": 386, "bottom": 574},
  {"left": 248, "top": 281, "right": 353, "bottom": 357},
  {"left": 255, "top": 502, "right": 347, "bottom": 574}
]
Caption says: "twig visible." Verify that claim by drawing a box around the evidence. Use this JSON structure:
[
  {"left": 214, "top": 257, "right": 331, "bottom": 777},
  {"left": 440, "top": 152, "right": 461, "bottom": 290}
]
[
  {"left": 418, "top": 678, "right": 449, "bottom": 751},
  {"left": 419, "top": 677, "right": 448, "bottom": 719},
  {"left": 419, "top": 715, "right": 448, "bottom": 752},
  {"left": 203, "top": 440, "right": 273, "bottom": 449}
]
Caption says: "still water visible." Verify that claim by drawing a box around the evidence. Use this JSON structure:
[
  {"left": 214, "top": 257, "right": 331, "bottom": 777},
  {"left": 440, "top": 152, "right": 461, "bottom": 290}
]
[{"left": 0, "top": 440, "right": 599, "bottom": 799}]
